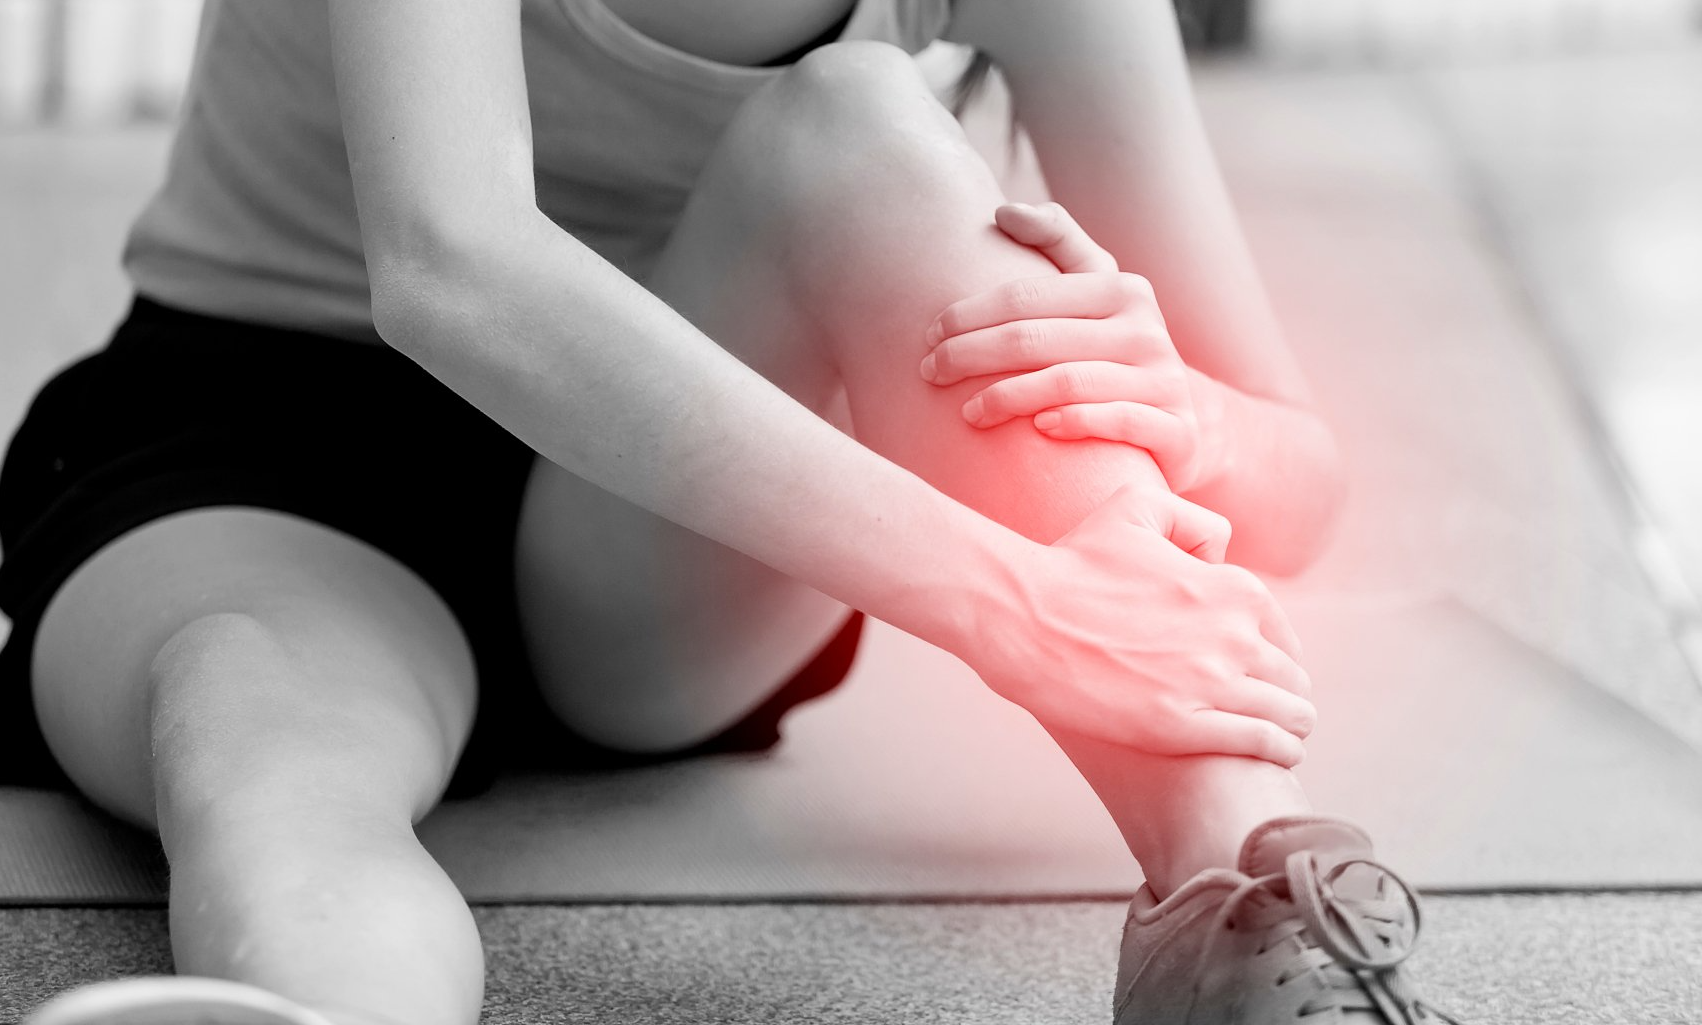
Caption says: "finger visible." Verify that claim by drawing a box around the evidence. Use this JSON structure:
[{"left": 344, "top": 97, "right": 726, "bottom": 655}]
[
  {"left": 1170, "top": 709, "right": 1306, "bottom": 768},
  {"left": 965, "top": 364, "right": 1164, "bottom": 429},
  {"left": 1061, "top": 481, "right": 1170, "bottom": 539},
  {"left": 1028, "top": 398, "right": 1176, "bottom": 439},
  {"left": 1247, "top": 640, "right": 1311, "bottom": 699},
  {"left": 1215, "top": 677, "right": 1317, "bottom": 739},
  {"left": 1160, "top": 495, "right": 1230, "bottom": 563},
  {"left": 1030, "top": 402, "right": 1188, "bottom": 485},
  {"left": 924, "top": 318, "right": 1146, "bottom": 386},
  {"left": 995, "top": 202, "right": 1120, "bottom": 274},
  {"left": 1258, "top": 600, "right": 1305, "bottom": 664},
  {"left": 928, "top": 273, "right": 1153, "bottom": 347}
]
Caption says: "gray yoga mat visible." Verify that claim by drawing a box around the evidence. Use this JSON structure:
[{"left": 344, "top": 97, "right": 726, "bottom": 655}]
[
  {"left": 5, "top": 592, "right": 1702, "bottom": 906},
  {"left": 7, "top": 63, "right": 1702, "bottom": 908}
]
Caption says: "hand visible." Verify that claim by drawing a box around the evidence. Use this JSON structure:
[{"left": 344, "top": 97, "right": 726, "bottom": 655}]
[
  {"left": 971, "top": 484, "right": 1314, "bottom": 766},
  {"left": 920, "top": 202, "right": 1211, "bottom": 491}
]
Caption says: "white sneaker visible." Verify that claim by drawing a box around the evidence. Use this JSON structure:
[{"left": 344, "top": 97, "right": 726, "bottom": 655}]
[{"left": 22, "top": 977, "right": 338, "bottom": 1025}]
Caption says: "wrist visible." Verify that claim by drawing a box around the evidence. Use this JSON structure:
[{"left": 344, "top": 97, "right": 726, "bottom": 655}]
[{"left": 872, "top": 498, "right": 1037, "bottom": 662}]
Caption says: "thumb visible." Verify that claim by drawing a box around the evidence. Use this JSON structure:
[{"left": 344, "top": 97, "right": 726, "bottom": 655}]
[
  {"left": 1056, "top": 482, "right": 1173, "bottom": 550},
  {"left": 1162, "top": 494, "right": 1232, "bottom": 563},
  {"left": 995, "top": 202, "right": 1119, "bottom": 274}
]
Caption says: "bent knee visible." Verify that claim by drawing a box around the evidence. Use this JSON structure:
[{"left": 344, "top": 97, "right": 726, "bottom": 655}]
[
  {"left": 146, "top": 611, "right": 274, "bottom": 698},
  {"left": 732, "top": 41, "right": 969, "bottom": 180},
  {"left": 785, "top": 40, "right": 929, "bottom": 99}
]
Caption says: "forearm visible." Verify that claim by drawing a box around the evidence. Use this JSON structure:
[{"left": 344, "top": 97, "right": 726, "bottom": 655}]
[
  {"left": 1183, "top": 370, "right": 1344, "bottom": 575},
  {"left": 373, "top": 212, "right": 1023, "bottom": 650},
  {"left": 958, "top": 0, "right": 1318, "bottom": 406}
]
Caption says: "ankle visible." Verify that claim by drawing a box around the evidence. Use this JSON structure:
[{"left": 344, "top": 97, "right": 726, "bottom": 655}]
[
  {"left": 1123, "top": 755, "right": 1312, "bottom": 899},
  {"left": 1138, "top": 830, "right": 1247, "bottom": 900}
]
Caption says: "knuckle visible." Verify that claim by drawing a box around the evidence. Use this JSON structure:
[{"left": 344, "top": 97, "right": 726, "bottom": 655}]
[
  {"left": 1191, "top": 653, "right": 1236, "bottom": 689},
  {"left": 977, "top": 382, "right": 1011, "bottom": 416},
  {"left": 1116, "top": 404, "right": 1149, "bottom": 435},
  {"left": 1014, "top": 321, "right": 1049, "bottom": 362},
  {"left": 1174, "top": 571, "right": 1213, "bottom": 607},
  {"left": 1262, "top": 729, "right": 1294, "bottom": 763},
  {"left": 1222, "top": 567, "right": 1265, "bottom": 602},
  {"left": 1058, "top": 362, "right": 1098, "bottom": 397},
  {"left": 1007, "top": 280, "right": 1046, "bottom": 316},
  {"left": 1116, "top": 273, "right": 1154, "bottom": 303},
  {"left": 1224, "top": 630, "right": 1261, "bottom": 663},
  {"left": 1150, "top": 694, "right": 1191, "bottom": 735}
]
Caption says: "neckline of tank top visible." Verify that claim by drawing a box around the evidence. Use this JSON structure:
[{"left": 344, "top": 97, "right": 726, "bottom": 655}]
[{"left": 556, "top": 0, "right": 888, "bottom": 93}]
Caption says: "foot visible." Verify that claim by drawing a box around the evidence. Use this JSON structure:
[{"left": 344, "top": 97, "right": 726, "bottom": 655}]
[
  {"left": 22, "top": 977, "right": 338, "bottom": 1025},
  {"left": 1114, "top": 816, "right": 1460, "bottom": 1024}
]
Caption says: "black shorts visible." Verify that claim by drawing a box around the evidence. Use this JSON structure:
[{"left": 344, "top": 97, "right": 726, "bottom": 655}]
[{"left": 0, "top": 297, "right": 863, "bottom": 798}]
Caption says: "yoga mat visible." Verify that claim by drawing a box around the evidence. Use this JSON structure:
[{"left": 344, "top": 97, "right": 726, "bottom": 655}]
[
  {"left": 5, "top": 591, "right": 1702, "bottom": 906},
  {"left": 7, "top": 67, "right": 1702, "bottom": 908}
]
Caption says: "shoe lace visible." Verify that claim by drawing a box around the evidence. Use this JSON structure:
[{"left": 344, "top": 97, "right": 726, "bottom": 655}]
[{"left": 1192, "top": 852, "right": 1463, "bottom": 1024}]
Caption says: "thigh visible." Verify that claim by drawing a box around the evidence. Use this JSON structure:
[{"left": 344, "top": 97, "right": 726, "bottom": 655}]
[
  {"left": 32, "top": 506, "right": 477, "bottom": 828},
  {"left": 513, "top": 45, "right": 990, "bottom": 751},
  {"left": 513, "top": 57, "right": 955, "bottom": 755}
]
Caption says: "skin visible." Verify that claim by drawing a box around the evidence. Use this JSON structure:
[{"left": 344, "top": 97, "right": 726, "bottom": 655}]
[{"left": 28, "top": 2, "right": 1345, "bottom": 1022}]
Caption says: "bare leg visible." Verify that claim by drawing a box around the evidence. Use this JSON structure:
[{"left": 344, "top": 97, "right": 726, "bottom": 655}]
[
  {"left": 32, "top": 509, "right": 485, "bottom": 1025},
  {"left": 525, "top": 42, "right": 1306, "bottom": 895}
]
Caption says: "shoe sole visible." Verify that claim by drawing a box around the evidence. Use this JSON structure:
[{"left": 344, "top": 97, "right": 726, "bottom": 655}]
[{"left": 22, "top": 977, "right": 337, "bottom": 1025}]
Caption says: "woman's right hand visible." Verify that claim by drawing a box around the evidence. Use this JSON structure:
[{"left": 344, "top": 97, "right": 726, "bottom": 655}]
[{"left": 970, "top": 483, "right": 1316, "bottom": 766}]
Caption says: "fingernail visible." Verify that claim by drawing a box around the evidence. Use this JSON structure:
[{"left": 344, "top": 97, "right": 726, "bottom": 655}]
[
  {"left": 1034, "top": 411, "right": 1061, "bottom": 430},
  {"left": 961, "top": 396, "right": 984, "bottom": 425},
  {"left": 925, "top": 320, "right": 944, "bottom": 347},
  {"left": 919, "top": 353, "right": 937, "bottom": 382}
]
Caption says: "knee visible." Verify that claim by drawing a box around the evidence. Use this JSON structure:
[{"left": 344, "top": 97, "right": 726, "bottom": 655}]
[
  {"left": 147, "top": 611, "right": 272, "bottom": 693},
  {"left": 147, "top": 612, "right": 450, "bottom": 829},
  {"left": 782, "top": 40, "right": 930, "bottom": 107},
  {"left": 731, "top": 41, "right": 974, "bottom": 193},
  {"left": 147, "top": 614, "right": 298, "bottom": 823}
]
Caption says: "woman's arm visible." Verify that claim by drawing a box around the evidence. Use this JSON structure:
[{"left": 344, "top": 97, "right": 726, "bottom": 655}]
[
  {"left": 328, "top": 0, "right": 999, "bottom": 660},
  {"left": 947, "top": 0, "right": 1344, "bottom": 574},
  {"left": 324, "top": 0, "right": 1313, "bottom": 763}
]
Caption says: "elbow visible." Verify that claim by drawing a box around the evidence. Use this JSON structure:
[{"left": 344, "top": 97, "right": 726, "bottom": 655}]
[{"left": 366, "top": 206, "right": 545, "bottom": 354}]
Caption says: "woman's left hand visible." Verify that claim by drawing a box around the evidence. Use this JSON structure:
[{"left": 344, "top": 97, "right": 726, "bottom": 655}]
[{"left": 920, "top": 202, "right": 1220, "bottom": 492}]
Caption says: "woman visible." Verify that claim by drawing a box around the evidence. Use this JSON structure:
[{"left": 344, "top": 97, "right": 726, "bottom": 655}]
[{"left": 5, "top": 1, "right": 1454, "bottom": 1022}]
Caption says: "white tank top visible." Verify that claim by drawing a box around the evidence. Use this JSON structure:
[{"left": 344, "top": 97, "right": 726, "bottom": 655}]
[{"left": 122, "top": 0, "right": 953, "bottom": 341}]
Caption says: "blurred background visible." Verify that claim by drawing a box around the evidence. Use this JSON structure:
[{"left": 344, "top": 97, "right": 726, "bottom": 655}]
[{"left": 3, "top": 0, "right": 1702, "bottom": 746}]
